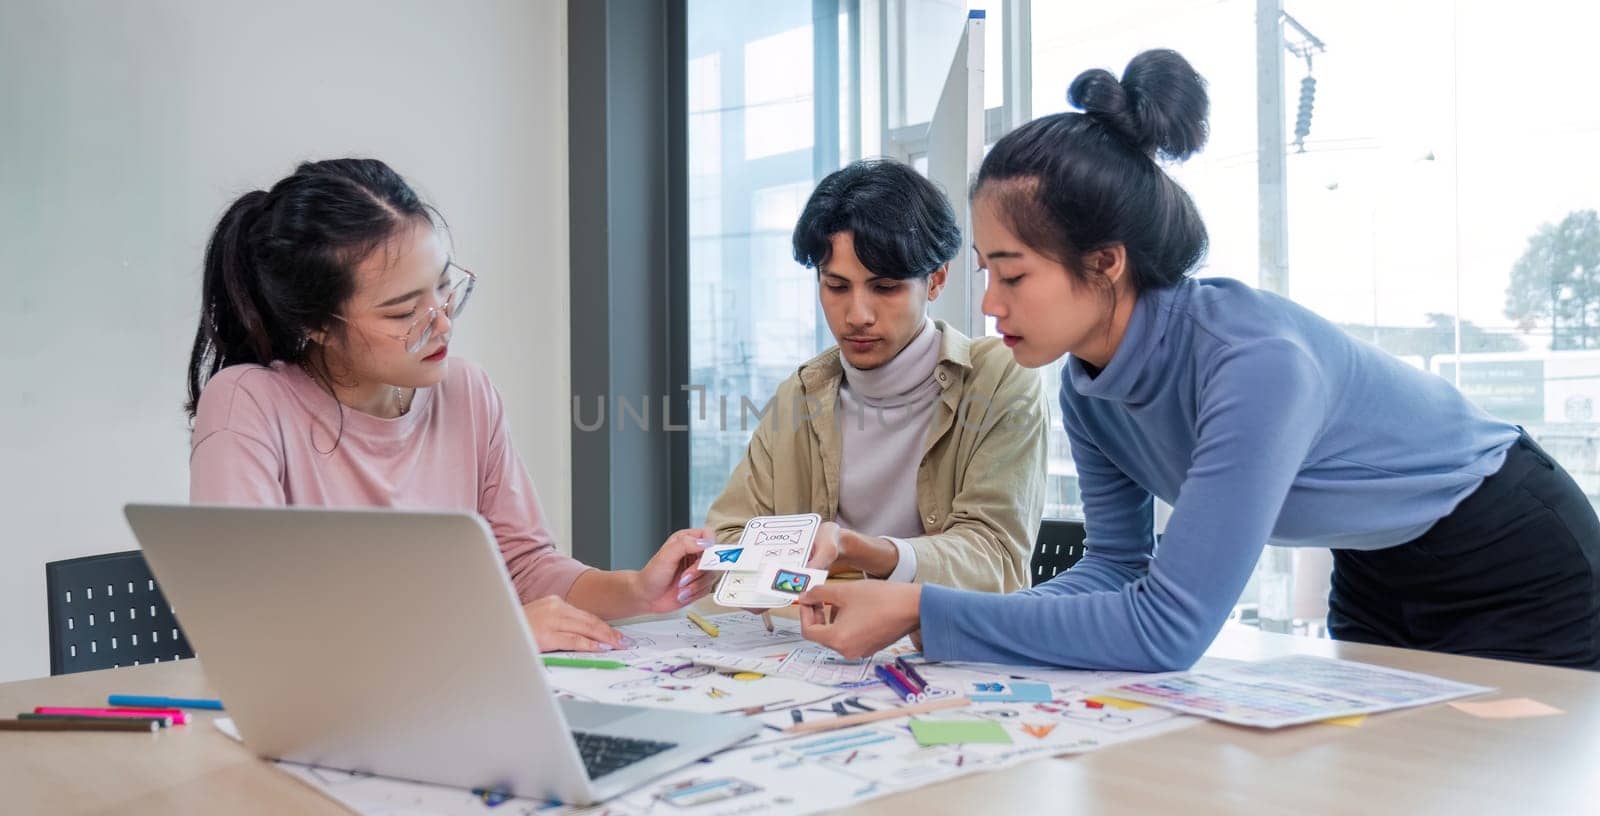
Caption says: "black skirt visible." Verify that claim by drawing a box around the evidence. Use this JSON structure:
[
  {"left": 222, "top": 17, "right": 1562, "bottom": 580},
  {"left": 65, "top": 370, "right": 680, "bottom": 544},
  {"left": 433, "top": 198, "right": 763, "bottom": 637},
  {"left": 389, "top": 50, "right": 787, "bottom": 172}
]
[{"left": 1328, "top": 432, "right": 1600, "bottom": 670}]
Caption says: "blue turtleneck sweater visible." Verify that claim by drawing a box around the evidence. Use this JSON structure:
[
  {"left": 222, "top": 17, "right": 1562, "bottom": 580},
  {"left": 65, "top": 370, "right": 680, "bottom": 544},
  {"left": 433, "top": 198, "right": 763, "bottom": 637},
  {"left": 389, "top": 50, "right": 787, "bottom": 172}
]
[{"left": 919, "top": 276, "right": 1518, "bottom": 671}]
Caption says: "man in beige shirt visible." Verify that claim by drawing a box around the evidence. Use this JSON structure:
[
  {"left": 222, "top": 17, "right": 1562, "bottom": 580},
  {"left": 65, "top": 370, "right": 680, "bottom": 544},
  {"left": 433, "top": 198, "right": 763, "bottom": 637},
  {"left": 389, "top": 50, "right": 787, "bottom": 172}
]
[{"left": 705, "top": 160, "right": 1048, "bottom": 593}]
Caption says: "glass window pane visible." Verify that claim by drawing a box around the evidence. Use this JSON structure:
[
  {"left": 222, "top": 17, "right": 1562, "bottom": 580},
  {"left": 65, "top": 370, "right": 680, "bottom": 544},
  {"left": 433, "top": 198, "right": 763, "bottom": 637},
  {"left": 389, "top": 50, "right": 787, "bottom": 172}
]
[
  {"left": 899, "top": 1, "right": 969, "bottom": 127},
  {"left": 898, "top": 2, "right": 1004, "bottom": 128},
  {"left": 687, "top": 1, "right": 833, "bottom": 525},
  {"left": 744, "top": 26, "right": 815, "bottom": 160}
]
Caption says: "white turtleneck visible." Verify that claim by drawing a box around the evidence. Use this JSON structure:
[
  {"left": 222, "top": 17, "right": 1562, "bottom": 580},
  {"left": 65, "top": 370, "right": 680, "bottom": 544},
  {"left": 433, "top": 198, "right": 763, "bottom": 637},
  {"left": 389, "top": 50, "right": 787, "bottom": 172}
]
[{"left": 835, "top": 317, "right": 943, "bottom": 582}]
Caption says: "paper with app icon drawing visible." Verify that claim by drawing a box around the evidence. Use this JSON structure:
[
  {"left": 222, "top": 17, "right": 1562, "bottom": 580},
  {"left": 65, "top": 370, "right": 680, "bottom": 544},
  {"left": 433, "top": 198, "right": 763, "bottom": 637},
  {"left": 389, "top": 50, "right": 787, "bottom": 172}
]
[{"left": 713, "top": 514, "right": 823, "bottom": 608}]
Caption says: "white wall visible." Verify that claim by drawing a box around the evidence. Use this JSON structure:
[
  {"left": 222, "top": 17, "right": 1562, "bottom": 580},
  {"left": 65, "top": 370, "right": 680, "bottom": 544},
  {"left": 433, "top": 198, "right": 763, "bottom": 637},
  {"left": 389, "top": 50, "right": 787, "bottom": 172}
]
[{"left": 0, "top": 0, "right": 571, "bottom": 682}]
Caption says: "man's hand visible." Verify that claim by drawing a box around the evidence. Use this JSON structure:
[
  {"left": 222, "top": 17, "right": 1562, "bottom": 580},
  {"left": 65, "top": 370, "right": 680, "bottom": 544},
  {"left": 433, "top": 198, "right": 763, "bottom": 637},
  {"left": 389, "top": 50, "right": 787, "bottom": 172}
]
[{"left": 807, "top": 521, "right": 901, "bottom": 577}]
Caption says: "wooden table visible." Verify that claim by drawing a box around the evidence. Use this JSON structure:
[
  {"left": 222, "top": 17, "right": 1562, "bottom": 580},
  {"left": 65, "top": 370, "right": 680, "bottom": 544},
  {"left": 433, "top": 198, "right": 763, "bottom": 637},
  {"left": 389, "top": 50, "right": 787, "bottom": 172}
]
[{"left": 3, "top": 627, "right": 1597, "bottom": 815}]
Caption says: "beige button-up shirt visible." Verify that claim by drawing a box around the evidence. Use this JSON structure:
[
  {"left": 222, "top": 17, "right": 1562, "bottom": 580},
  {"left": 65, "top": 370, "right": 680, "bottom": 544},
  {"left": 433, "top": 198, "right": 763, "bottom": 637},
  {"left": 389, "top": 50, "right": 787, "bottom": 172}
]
[{"left": 705, "top": 322, "right": 1049, "bottom": 592}]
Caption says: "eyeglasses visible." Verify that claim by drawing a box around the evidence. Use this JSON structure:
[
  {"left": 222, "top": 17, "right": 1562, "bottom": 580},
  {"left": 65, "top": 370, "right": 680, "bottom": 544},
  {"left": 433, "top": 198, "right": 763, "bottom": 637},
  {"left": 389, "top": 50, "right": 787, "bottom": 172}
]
[
  {"left": 393, "top": 263, "right": 475, "bottom": 353},
  {"left": 326, "top": 263, "right": 477, "bottom": 354}
]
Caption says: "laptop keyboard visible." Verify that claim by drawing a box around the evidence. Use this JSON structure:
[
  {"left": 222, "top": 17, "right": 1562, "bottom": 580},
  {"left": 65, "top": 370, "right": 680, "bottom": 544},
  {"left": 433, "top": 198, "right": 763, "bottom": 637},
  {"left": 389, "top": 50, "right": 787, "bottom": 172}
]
[{"left": 572, "top": 731, "right": 678, "bottom": 779}]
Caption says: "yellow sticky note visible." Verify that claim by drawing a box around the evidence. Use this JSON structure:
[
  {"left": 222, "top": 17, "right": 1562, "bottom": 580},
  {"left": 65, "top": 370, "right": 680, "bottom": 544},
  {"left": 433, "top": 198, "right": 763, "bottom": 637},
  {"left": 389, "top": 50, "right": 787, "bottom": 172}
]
[
  {"left": 1322, "top": 714, "right": 1367, "bottom": 727},
  {"left": 1448, "top": 698, "right": 1564, "bottom": 719},
  {"left": 1086, "top": 695, "right": 1148, "bottom": 711}
]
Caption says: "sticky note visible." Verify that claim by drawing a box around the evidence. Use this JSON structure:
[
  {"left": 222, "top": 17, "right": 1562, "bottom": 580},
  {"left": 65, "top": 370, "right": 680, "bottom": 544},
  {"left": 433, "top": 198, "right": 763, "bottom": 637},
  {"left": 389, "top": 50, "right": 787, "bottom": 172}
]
[
  {"left": 1085, "top": 695, "right": 1148, "bottom": 711},
  {"left": 1322, "top": 714, "right": 1367, "bottom": 727},
  {"left": 968, "top": 681, "right": 1052, "bottom": 703},
  {"left": 908, "top": 719, "right": 1013, "bottom": 746},
  {"left": 1448, "top": 698, "right": 1564, "bottom": 719}
]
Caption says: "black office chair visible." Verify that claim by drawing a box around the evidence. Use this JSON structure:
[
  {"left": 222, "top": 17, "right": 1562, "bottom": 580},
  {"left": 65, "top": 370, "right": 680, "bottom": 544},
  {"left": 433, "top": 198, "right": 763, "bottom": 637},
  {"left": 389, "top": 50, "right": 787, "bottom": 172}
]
[
  {"left": 1031, "top": 519, "right": 1087, "bottom": 586},
  {"left": 45, "top": 550, "right": 194, "bottom": 675}
]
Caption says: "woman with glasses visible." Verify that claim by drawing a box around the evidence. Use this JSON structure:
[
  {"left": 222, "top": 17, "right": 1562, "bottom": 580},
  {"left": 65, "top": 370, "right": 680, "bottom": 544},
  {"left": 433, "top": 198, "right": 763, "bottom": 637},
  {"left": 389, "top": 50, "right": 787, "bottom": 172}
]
[{"left": 185, "top": 158, "right": 716, "bottom": 652}]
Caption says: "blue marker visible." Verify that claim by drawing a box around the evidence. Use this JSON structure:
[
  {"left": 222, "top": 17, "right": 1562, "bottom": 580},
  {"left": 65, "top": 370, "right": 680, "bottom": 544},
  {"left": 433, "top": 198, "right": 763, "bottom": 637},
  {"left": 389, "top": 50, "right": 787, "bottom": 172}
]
[
  {"left": 109, "top": 694, "right": 224, "bottom": 710},
  {"left": 873, "top": 665, "right": 917, "bottom": 703}
]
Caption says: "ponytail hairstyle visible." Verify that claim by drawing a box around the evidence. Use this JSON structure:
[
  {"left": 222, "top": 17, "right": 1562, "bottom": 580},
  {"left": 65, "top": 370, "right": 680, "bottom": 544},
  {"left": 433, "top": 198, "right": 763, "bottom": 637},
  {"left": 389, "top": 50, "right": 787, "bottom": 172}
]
[
  {"left": 974, "top": 48, "right": 1210, "bottom": 294},
  {"left": 185, "top": 158, "right": 436, "bottom": 419}
]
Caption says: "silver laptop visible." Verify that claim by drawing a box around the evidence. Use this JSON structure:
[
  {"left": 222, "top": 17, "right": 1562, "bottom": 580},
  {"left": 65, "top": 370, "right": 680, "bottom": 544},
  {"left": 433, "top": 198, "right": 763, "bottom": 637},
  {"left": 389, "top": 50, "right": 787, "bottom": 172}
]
[{"left": 124, "top": 504, "right": 760, "bottom": 805}]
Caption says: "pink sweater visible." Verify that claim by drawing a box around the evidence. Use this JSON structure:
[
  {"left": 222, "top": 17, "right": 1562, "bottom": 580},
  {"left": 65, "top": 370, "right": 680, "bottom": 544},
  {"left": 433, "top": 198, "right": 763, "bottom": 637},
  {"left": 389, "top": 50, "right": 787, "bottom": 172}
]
[{"left": 189, "top": 358, "right": 589, "bottom": 603}]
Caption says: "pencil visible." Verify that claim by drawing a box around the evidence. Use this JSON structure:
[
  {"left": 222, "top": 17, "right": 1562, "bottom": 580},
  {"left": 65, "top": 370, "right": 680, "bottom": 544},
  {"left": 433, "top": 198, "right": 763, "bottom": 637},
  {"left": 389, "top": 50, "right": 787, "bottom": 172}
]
[
  {"left": 783, "top": 696, "right": 970, "bottom": 735},
  {"left": 685, "top": 611, "right": 719, "bottom": 637},
  {"left": 760, "top": 611, "right": 774, "bottom": 633},
  {"left": 0, "top": 718, "right": 158, "bottom": 732},
  {"left": 34, "top": 707, "right": 188, "bottom": 725},
  {"left": 19, "top": 713, "right": 170, "bottom": 728},
  {"left": 738, "top": 698, "right": 794, "bottom": 715}
]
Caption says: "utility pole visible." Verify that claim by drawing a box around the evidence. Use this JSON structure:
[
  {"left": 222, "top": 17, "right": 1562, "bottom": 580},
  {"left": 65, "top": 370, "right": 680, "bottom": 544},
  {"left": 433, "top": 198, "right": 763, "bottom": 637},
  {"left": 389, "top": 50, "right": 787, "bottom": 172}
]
[{"left": 1256, "top": 0, "right": 1289, "bottom": 296}]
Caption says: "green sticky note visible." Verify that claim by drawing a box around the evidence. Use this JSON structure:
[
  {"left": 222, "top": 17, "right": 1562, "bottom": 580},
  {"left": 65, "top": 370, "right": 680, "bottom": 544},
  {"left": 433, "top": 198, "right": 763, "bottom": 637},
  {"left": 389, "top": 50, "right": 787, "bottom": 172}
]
[{"left": 908, "top": 719, "right": 1013, "bottom": 746}]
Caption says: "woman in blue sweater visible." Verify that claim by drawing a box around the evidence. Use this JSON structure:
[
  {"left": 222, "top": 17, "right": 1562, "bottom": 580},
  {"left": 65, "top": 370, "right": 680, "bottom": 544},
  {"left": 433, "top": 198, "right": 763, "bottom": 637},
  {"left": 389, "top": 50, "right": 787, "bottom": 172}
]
[{"left": 797, "top": 49, "right": 1600, "bottom": 671}]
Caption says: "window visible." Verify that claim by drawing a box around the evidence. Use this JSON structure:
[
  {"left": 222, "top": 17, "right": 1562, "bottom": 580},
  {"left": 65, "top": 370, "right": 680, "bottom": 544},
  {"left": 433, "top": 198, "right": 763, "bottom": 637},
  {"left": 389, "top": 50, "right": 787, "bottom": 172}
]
[{"left": 686, "top": 1, "right": 858, "bottom": 525}]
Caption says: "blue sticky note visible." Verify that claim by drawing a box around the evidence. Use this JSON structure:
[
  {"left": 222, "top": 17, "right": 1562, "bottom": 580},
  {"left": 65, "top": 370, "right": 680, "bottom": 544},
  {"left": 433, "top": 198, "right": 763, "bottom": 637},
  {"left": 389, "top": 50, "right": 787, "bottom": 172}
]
[{"left": 969, "top": 681, "right": 1052, "bottom": 703}]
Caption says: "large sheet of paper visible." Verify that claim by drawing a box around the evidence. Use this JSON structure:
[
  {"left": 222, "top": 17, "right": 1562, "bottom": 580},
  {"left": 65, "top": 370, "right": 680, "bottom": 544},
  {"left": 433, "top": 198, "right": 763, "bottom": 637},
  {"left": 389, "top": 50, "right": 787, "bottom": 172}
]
[
  {"left": 1104, "top": 654, "right": 1493, "bottom": 728},
  {"left": 229, "top": 612, "right": 1206, "bottom": 816},
  {"left": 260, "top": 681, "right": 1197, "bottom": 816},
  {"left": 223, "top": 622, "right": 1497, "bottom": 813}
]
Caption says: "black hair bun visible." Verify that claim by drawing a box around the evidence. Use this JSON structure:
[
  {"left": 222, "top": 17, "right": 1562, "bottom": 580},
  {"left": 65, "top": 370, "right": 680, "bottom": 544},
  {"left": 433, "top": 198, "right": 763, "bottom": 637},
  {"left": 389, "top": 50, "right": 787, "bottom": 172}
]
[{"left": 1067, "top": 48, "right": 1209, "bottom": 161}]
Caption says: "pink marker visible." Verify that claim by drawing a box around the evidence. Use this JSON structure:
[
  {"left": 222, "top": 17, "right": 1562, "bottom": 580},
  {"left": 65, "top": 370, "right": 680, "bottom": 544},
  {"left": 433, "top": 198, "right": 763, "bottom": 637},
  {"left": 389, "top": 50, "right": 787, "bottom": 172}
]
[{"left": 34, "top": 707, "right": 187, "bottom": 725}]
